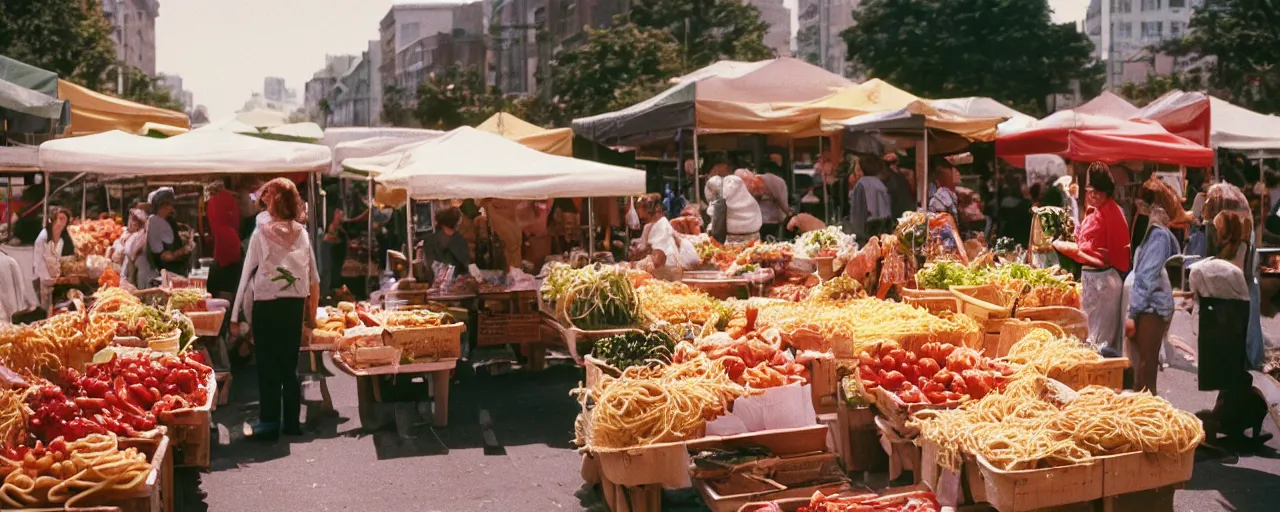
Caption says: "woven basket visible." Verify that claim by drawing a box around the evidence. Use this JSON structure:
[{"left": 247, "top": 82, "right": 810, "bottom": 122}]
[
  {"left": 383, "top": 322, "right": 465, "bottom": 362},
  {"left": 950, "top": 284, "right": 1012, "bottom": 321},
  {"left": 187, "top": 309, "right": 226, "bottom": 337},
  {"left": 148, "top": 329, "right": 182, "bottom": 353}
]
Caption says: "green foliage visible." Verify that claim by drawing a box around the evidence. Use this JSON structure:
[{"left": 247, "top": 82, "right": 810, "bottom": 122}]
[
  {"left": 842, "top": 0, "right": 1100, "bottom": 116},
  {"left": 414, "top": 65, "right": 506, "bottom": 130},
  {"left": 628, "top": 0, "right": 775, "bottom": 68},
  {"left": 381, "top": 85, "right": 414, "bottom": 127},
  {"left": 1119, "top": 69, "right": 1209, "bottom": 107},
  {"left": 544, "top": 23, "right": 684, "bottom": 122},
  {"left": 1172, "top": 0, "right": 1280, "bottom": 114},
  {"left": 0, "top": 0, "right": 116, "bottom": 89},
  {"left": 120, "top": 67, "right": 185, "bottom": 112}
]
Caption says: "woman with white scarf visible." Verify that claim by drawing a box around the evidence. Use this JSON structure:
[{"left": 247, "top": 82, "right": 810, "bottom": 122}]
[{"left": 706, "top": 175, "right": 762, "bottom": 244}]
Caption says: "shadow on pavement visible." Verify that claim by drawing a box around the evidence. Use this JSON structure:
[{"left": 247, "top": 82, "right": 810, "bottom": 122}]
[
  {"left": 210, "top": 353, "right": 583, "bottom": 463},
  {"left": 1184, "top": 455, "right": 1280, "bottom": 511}
]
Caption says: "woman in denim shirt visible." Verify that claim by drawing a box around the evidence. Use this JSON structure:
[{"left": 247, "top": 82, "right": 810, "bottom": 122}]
[{"left": 1128, "top": 185, "right": 1181, "bottom": 394}]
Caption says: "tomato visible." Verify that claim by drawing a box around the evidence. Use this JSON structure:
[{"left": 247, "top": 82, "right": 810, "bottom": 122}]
[
  {"left": 882, "top": 371, "right": 906, "bottom": 391},
  {"left": 888, "top": 349, "right": 907, "bottom": 363},
  {"left": 898, "top": 383, "right": 924, "bottom": 403},
  {"left": 879, "top": 340, "right": 901, "bottom": 357},
  {"left": 901, "top": 363, "right": 919, "bottom": 384},
  {"left": 858, "top": 352, "right": 878, "bottom": 369},
  {"left": 937, "top": 344, "right": 957, "bottom": 359},
  {"left": 950, "top": 377, "right": 968, "bottom": 396},
  {"left": 944, "top": 392, "right": 963, "bottom": 402},
  {"left": 923, "top": 381, "right": 945, "bottom": 394},
  {"left": 917, "top": 358, "right": 941, "bottom": 378},
  {"left": 904, "top": 351, "right": 918, "bottom": 365},
  {"left": 858, "top": 365, "right": 877, "bottom": 382},
  {"left": 932, "top": 369, "right": 955, "bottom": 386},
  {"left": 881, "top": 355, "right": 897, "bottom": 371},
  {"left": 924, "top": 391, "right": 948, "bottom": 404}
]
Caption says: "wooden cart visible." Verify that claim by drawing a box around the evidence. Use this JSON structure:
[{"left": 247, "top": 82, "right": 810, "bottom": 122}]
[{"left": 332, "top": 354, "right": 454, "bottom": 435}]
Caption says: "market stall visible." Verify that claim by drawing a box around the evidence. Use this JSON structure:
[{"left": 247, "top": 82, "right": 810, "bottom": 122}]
[{"left": 57, "top": 79, "right": 189, "bottom": 137}]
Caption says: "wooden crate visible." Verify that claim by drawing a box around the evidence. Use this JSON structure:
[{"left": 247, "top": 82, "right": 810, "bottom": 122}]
[
  {"left": 157, "top": 371, "right": 216, "bottom": 468},
  {"left": 600, "top": 476, "right": 662, "bottom": 512},
  {"left": 835, "top": 385, "right": 884, "bottom": 473},
  {"left": 919, "top": 438, "right": 987, "bottom": 507},
  {"left": 1098, "top": 449, "right": 1194, "bottom": 497},
  {"left": 583, "top": 354, "right": 620, "bottom": 390},
  {"left": 903, "top": 295, "right": 961, "bottom": 315},
  {"left": 975, "top": 455, "right": 1104, "bottom": 512},
  {"left": 476, "top": 312, "right": 542, "bottom": 346},
  {"left": 1015, "top": 306, "right": 1088, "bottom": 341},
  {"left": 808, "top": 357, "right": 839, "bottom": 415},
  {"left": 950, "top": 285, "right": 1012, "bottom": 322},
  {"left": 875, "top": 415, "right": 921, "bottom": 484},
  {"left": 980, "top": 318, "right": 1066, "bottom": 359},
  {"left": 15, "top": 434, "right": 174, "bottom": 512},
  {"left": 383, "top": 322, "right": 465, "bottom": 361},
  {"left": 1049, "top": 358, "right": 1129, "bottom": 391},
  {"left": 870, "top": 385, "right": 963, "bottom": 437}
]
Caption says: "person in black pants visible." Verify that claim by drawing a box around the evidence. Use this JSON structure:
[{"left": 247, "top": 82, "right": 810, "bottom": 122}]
[{"left": 230, "top": 178, "right": 320, "bottom": 441}]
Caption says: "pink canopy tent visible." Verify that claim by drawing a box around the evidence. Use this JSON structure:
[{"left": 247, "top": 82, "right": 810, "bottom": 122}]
[
  {"left": 997, "top": 109, "right": 1214, "bottom": 167},
  {"left": 1133, "top": 91, "right": 1212, "bottom": 147},
  {"left": 1073, "top": 91, "right": 1140, "bottom": 119}
]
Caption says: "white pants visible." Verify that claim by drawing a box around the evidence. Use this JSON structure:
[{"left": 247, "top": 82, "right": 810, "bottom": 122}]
[{"left": 1083, "top": 268, "right": 1125, "bottom": 357}]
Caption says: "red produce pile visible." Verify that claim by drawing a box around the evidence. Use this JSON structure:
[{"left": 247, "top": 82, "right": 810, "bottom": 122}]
[{"left": 855, "top": 341, "right": 1014, "bottom": 404}]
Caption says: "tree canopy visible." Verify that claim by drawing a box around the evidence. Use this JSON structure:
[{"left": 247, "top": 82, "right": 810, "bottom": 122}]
[
  {"left": 544, "top": 23, "right": 683, "bottom": 123},
  {"left": 628, "top": 0, "right": 775, "bottom": 68},
  {"left": 120, "top": 67, "right": 185, "bottom": 113},
  {"left": 414, "top": 65, "right": 506, "bottom": 130},
  {"left": 842, "top": 0, "right": 1101, "bottom": 116},
  {"left": 0, "top": 0, "right": 116, "bottom": 90},
  {"left": 1169, "top": 0, "right": 1280, "bottom": 113}
]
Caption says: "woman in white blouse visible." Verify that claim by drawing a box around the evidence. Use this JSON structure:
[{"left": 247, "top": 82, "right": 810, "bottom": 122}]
[{"left": 33, "top": 207, "right": 75, "bottom": 282}]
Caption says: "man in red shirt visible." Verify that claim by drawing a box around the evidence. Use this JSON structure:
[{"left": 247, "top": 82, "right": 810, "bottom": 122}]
[
  {"left": 1055, "top": 167, "right": 1130, "bottom": 357},
  {"left": 206, "top": 178, "right": 243, "bottom": 303}
]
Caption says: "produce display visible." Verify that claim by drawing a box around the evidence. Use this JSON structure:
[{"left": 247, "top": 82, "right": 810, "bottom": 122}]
[
  {"left": 0, "top": 314, "right": 117, "bottom": 377},
  {"left": 896, "top": 212, "right": 965, "bottom": 264},
  {"left": 68, "top": 220, "right": 124, "bottom": 258},
  {"left": 0, "top": 433, "right": 152, "bottom": 508},
  {"left": 168, "top": 288, "right": 208, "bottom": 312},
  {"left": 734, "top": 300, "right": 981, "bottom": 355},
  {"left": 635, "top": 280, "right": 732, "bottom": 328},
  {"left": 316, "top": 302, "right": 380, "bottom": 335},
  {"left": 98, "top": 267, "right": 120, "bottom": 289},
  {"left": 575, "top": 355, "right": 754, "bottom": 449},
  {"left": 696, "top": 240, "right": 745, "bottom": 269},
  {"left": 107, "top": 304, "right": 194, "bottom": 347},
  {"left": 590, "top": 331, "right": 676, "bottom": 370},
  {"left": 540, "top": 264, "right": 641, "bottom": 330},
  {"left": 796, "top": 227, "right": 845, "bottom": 258},
  {"left": 673, "top": 308, "right": 808, "bottom": 389},
  {"left": 807, "top": 276, "right": 865, "bottom": 303},
  {"left": 855, "top": 341, "right": 1014, "bottom": 404},
  {"left": 912, "top": 373, "right": 1203, "bottom": 472},
  {"left": 732, "top": 242, "right": 794, "bottom": 271},
  {"left": 1004, "top": 328, "right": 1102, "bottom": 375},
  {"left": 381, "top": 308, "right": 453, "bottom": 328},
  {"left": 915, "top": 261, "right": 1082, "bottom": 308},
  {"left": 788, "top": 490, "right": 940, "bottom": 512}
]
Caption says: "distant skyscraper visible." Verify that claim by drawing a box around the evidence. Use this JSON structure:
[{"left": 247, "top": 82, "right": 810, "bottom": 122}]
[
  {"left": 101, "top": 0, "right": 160, "bottom": 76},
  {"left": 797, "top": 0, "right": 859, "bottom": 76},
  {"left": 159, "top": 74, "right": 193, "bottom": 112},
  {"left": 264, "top": 77, "right": 288, "bottom": 103},
  {"left": 746, "top": 0, "right": 793, "bottom": 57}
]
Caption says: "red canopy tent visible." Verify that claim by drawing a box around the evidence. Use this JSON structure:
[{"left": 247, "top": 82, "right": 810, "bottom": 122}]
[
  {"left": 996, "top": 109, "right": 1214, "bottom": 167},
  {"left": 1133, "top": 91, "right": 1212, "bottom": 147}
]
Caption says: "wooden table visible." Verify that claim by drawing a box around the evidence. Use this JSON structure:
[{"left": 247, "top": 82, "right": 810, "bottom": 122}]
[
  {"left": 299, "top": 342, "right": 337, "bottom": 415},
  {"left": 332, "top": 354, "right": 454, "bottom": 433}
]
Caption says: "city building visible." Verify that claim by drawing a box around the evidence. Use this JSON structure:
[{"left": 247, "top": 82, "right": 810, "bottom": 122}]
[
  {"left": 159, "top": 74, "right": 194, "bottom": 112},
  {"left": 397, "top": 30, "right": 488, "bottom": 94},
  {"left": 489, "top": 0, "right": 547, "bottom": 95},
  {"left": 330, "top": 55, "right": 373, "bottom": 127},
  {"left": 100, "top": 0, "right": 160, "bottom": 76},
  {"left": 264, "top": 77, "right": 288, "bottom": 103},
  {"left": 796, "top": 0, "right": 859, "bottom": 76},
  {"left": 1085, "top": 0, "right": 1204, "bottom": 86},
  {"left": 378, "top": 2, "right": 482, "bottom": 96},
  {"left": 303, "top": 55, "right": 359, "bottom": 122},
  {"left": 368, "top": 40, "right": 384, "bottom": 125},
  {"left": 747, "top": 0, "right": 793, "bottom": 58}
]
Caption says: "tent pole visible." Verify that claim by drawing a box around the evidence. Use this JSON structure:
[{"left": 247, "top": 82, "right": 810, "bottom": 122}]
[
  {"left": 406, "top": 198, "right": 415, "bottom": 270},
  {"left": 918, "top": 129, "right": 929, "bottom": 211},
  {"left": 788, "top": 139, "right": 795, "bottom": 194},
  {"left": 693, "top": 130, "right": 701, "bottom": 205},
  {"left": 820, "top": 136, "right": 829, "bottom": 224},
  {"left": 81, "top": 180, "right": 87, "bottom": 219},
  {"left": 588, "top": 197, "right": 596, "bottom": 257},
  {"left": 42, "top": 171, "right": 49, "bottom": 222},
  {"left": 367, "top": 178, "right": 374, "bottom": 295}
]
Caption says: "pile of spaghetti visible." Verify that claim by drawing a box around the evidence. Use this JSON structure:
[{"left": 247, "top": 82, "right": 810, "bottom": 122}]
[
  {"left": 1004, "top": 328, "right": 1102, "bottom": 375},
  {"left": 0, "top": 433, "right": 152, "bottom": 508},
  {"left": 733, "top": 299, "right": 981, "bottom": 355},
  {"left": 0, "top": 313, "right": 117, "bottom": 377},
  {"left": 910, "top": 373, "right": 1203, "bottom": 472},
  {"left": 636, "top": 280, "right": 733, "bottom": 328},
  {"left": 574, "top": 354, "right": 754, "bottom": 449}
]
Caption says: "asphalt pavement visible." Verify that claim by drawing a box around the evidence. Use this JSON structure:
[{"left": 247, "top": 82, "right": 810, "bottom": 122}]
[{"left": 178, "top": 309, "right": 1280, "bottom": 512}]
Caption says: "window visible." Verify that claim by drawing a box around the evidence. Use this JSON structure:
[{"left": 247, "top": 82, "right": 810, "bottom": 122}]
[
  {"left": 1170, "top": 22, "right": 1186, "bottom": 37},
  {"left": 1114, "top": 0, "right": 1132, "bottom": 13},
  {"left": 1141, "top": 0, "right": 1162, "bottom": 10},
  {"left": 1116, "top": 23, "right": 1133, "bottom": 40},
  {"left": 1169, "top": 0, "right": 1186, "bottom": 7},
  {"left": 1141, "top": 21, "right": 1164, "bottom": 39}
]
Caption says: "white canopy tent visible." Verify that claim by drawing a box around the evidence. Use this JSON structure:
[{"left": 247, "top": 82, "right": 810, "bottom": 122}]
[
  {"left": 0, "top": 146, "right": 38, "bottom": 172},
  {"left": 1207, "top": 96, "right": 1280, "bottom": 156},
  {"left": 357, "top": 127, "right": 644, "bottom": 200},
  {"left": 930, "top": 97, "right": 1037, "bottom": 136},
  {"left": 39, "top": 130, "right": 332, "bottom": 176},
  {"left": 320, "top": 127, "right": 445, "bottom": 149},
  {"left": 330, "top": 133, "right": 445, "bottom": 176}
]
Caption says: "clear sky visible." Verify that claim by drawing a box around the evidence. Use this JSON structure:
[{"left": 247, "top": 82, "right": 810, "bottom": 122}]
[{"left": 156, "top": 0, "right": 1090, "bottom": 120}]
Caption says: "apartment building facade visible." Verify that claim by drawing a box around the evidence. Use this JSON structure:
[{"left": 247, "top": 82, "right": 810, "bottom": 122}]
[
  {"left": 101, "top": 0, "right": 160, "bottom": 76},
  {"left": 1085, "top": 0, "right": 1204, "bottom": 85},
  {"left": 796, "top": 0, "right": 858, "bottom": 76},
  {"left": 379, "top": 2, "right": 482, "bottom": 93}
]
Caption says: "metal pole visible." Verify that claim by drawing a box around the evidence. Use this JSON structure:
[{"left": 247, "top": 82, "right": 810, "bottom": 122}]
[
  {"left": 693, "top": 130, "right": 701, "bottom": 205},
  {"left": 820, "top": 136, "right": 829, "bottom": 224},
  {"left": 42, "top": 171, "right": 49, "bottom": 221},
  {"left": 588, "top": 197, "right": 596, "bottom": 256},
  {"left": 81, "top": 180, "right": 87, "bottom": 219},
  {"left": 918, "top": 130, "right": 929, "bottom": 211},
  {"left": 406, "top": 198, "right": 415, "bottom": 265},
  {"left": 366, "top": 179, "right": 374, "bottom": 294}
]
